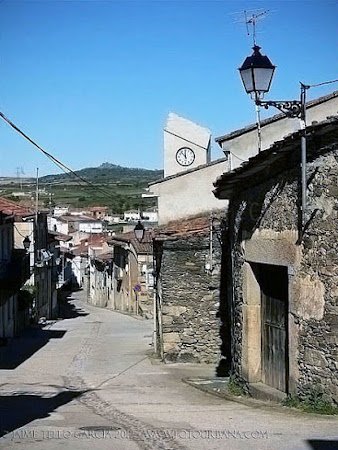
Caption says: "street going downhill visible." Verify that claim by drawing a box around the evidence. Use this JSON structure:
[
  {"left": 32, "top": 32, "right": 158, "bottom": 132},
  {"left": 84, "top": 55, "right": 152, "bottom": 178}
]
[{"left": 0, "top": 289, "right": 337, "bottom": 450}]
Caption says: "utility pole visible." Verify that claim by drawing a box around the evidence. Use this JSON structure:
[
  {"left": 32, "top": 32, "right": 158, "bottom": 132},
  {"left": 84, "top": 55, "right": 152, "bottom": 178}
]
[
  {"left": 49, "top": 191, "right": 53, "bottom": 216},
  {"left": 35, "top": 167, "right": 39, "bottom": 321},
  {"left": 35, "top": 168, "right": 39, "bottom": 223}
]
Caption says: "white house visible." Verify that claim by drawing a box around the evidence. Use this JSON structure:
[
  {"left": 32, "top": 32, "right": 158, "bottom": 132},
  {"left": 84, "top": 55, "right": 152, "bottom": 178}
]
[
  {"left": 78, "top": 217, "right": 103, "bottom": 234},
  {"left": 149, "top": 92, "right": 338, "bottom": 225},
  {"left": 53, "top": 206, "right": 69, "bottom": 217},
  {"left": 104, "top": 215, "right": 122, "bottom": 224},
  {"left": 49, "top": 215, "right": 103, "bottom": 236},
  {"left": 141, "top": 210, "right": 158, "bottom": 223},
  {"left": 123, "top": 210, "right": 141, "bottom": 222}
]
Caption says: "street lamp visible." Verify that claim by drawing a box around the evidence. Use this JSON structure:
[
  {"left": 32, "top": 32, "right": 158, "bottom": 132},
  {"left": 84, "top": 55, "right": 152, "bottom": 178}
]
[
  {"left": 238, "top": 45, "right": 308, "bottom": 239},
  {"left": 134, "top": 220, "right": 145, "bottom": 242},
  {"left": 238, "top": 45, "right": 275, "bottom": 101},
  {"left": 238, "top": 45, "right": 306, "bottom": 118},
  {"left": 23, "top": 236, "right": 31, "bottom": 252}
]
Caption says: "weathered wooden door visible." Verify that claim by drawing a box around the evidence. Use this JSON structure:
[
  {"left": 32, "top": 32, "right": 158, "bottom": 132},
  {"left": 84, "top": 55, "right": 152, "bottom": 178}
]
[{"left": 260, "top": 264, "right": 288, "bottom": 392}]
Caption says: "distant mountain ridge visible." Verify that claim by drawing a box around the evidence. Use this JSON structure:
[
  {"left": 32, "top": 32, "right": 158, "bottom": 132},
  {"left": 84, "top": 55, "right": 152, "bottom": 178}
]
[
  {"left": 39, "top": 162, "right": 163, "bottom": 184},
  {"left": 0, "top": 162, "right": 162, "bottom": 210}
]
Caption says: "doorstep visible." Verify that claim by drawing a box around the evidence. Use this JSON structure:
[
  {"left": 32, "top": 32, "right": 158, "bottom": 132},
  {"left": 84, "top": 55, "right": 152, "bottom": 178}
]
[{"left": 248, "top": 382, "right": 287, "bottom": 403}]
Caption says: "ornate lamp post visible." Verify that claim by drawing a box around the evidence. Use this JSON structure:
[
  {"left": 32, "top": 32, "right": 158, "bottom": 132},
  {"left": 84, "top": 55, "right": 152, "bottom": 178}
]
[{"left": 238, "top": 45, "right": 308, "bottom": 237}]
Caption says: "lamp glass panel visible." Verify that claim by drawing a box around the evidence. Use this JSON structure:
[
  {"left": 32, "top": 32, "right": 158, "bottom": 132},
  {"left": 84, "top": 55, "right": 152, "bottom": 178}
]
[
  {"left": 252, "top": 67, "right": 275, "bottom": 93},
  {"left": 239, "top": 68, "right": 254, "bottom": 93},
  {"left": 134, "top": 229, "right": 144, "bottom": 241}
]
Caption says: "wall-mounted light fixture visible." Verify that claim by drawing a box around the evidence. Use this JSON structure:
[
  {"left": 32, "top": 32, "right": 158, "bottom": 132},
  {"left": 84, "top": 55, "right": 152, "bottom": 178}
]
[
  {"left": 23, "top": 236, "right": 31, "bottom": 252},
  {"left": 238, "top": 44, "right": 308, "bottom": 239}
]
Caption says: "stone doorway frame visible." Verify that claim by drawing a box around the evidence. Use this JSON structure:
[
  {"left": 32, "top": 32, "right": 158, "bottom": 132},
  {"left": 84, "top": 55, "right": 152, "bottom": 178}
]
[{"left": 240, "top": 230, "right": 301, "bottom": 395}]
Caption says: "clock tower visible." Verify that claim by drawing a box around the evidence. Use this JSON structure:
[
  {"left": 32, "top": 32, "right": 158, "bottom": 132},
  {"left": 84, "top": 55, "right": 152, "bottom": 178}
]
[{"left": 163, "top": 113, "right": 211, "bottom": 177}]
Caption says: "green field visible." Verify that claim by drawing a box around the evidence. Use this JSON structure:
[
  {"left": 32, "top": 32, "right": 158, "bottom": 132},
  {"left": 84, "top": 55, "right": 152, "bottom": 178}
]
[{"left": 0, "top": 163, "right": 163, "bottom": 213}]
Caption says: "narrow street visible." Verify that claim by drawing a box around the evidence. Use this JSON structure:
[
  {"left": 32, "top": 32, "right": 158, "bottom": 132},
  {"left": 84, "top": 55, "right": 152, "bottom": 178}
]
[{"left": 0, "top": 290, "right": 337, "bottom": 450}]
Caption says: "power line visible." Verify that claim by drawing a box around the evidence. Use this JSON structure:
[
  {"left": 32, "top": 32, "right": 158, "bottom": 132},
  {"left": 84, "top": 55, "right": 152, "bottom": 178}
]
[
  {"left": 230, "top": 151, "right": 247, "bottom": 162},
  {"left": 14, "top": 223, "right": 34, "bottom": 239},
  {"left": 0, "top": 111, "right": 118, "bottom": 201},
  {"left": 307, "top": 79, "right": 338, "bottom": 88}
]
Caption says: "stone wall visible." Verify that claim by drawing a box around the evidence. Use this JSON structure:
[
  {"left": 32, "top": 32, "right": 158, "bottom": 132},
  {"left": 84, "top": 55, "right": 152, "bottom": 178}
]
[
  {"left": 156, "top": 231, "right": 222, "bottom": 364},
  {"left": 227, "top": 145, "right": 338, "bottom": 403}
]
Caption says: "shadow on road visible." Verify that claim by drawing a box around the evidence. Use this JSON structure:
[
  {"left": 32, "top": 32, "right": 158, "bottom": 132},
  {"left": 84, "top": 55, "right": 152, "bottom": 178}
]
[
  {"left": 58, "top": 288, "right": 89, "bottom": 319},
  {"left": 307, "top": 440, "right": 338, "bottom": 450},
  {"left": 0, "top": 390, "right": 85, "bottom": 438},
  {"left": 0, "top": 288, "right": 88, "bottom": 371},
  {"left": 0, "top": 328, "right": 67, "bottom": 370}
]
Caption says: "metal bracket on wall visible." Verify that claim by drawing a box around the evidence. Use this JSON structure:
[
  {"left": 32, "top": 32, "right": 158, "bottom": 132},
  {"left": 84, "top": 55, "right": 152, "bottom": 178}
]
[{"left": 256, "top": 100, "right": 302, "bottom": 118}]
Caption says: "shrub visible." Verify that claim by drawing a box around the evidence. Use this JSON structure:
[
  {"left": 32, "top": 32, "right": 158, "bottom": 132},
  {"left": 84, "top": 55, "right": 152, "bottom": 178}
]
[{"left": 282, "top": 386, "right": 338, "bottom": 415}]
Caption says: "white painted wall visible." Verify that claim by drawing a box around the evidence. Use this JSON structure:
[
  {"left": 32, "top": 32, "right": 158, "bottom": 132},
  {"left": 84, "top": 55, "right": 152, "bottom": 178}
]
[
  {"left": 78, "top": 221, "right": 103, "bottom": 234},
  {"left": 49, "top": 217, "right": 69, "bottom": 235},
  {"left": 14, "top": 221, "right": 35, "bottom": 285},
  {"left": 149, "top": 159, "right": 229, "bottom": 225},
  {"left": 124, "top": 211, "right": 140, "bottom": 221},
  {"left": 218, "top": 94, "right": 338, "bottom": 170},
  {"left": 53, "top": 206, "right": 69, "bottom": 217},
  {"left": 104, "top": 215, "right": 121, "bottom": 224},
  {"left": 149, "top": 94, "right": 338, "bottom": 226},
  {"left": 164, "top": 113, "right": 211, "bottom": 177},
  {"left": 142, "top": 211, "right": 158, "bottom": 222}
]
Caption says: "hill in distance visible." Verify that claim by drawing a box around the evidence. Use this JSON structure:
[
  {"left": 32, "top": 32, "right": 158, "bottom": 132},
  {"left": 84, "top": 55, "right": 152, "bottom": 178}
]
[
  {"left": 1, "top": 163, "right": 163, "bottom": 211},
  {"left": 32, "top": 162, "right": 164, "bottom": 211},
  {"left": 40, "top": 162, "right": 163, "bottom": 185}
]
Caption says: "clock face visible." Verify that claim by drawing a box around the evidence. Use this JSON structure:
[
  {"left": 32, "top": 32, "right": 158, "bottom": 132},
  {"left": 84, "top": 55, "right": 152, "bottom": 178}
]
[{"left": 176, "top": 147, "right": 195, "bottom": 166}]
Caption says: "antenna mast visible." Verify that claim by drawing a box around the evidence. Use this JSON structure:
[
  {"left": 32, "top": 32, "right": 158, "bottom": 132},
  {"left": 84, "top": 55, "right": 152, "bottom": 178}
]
[
  {"left": 244, "top": 10, "right": 269, "bottom": 153},
  {"left": 244, "top": 9, "right": 268, "bottom": 46}
]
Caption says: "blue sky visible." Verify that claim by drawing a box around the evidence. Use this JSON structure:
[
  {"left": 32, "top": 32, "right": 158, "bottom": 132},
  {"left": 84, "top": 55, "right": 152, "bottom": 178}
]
[{"left": 0, "top": 0, "right": 337, "bottom": 176}]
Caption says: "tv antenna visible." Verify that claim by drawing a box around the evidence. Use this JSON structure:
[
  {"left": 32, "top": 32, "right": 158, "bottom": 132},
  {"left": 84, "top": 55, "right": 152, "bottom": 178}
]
[{"left": 244, "top": 9, "right": 269, "bottom": 46}]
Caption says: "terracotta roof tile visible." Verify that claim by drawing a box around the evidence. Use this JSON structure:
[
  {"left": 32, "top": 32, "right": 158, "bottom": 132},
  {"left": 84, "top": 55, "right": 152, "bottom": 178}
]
[
  {"left": 108, "top": 230, "right": 153, "bottom": 254},
  {"left": 71, "top": 233, "right": 110, "bottom": 256},
  {"left": 154, "top": 215, "right": 211, "bottom": 239},
  {"left": 0, "top": 197, "right": 34, "bottom": 218},
  {"left": 95, "top": 251, "right": 114, "bottom": 262}
]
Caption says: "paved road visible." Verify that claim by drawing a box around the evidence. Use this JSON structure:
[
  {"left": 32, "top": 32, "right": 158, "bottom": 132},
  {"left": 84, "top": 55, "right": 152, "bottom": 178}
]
[{"left": 0, "top": 289, "right": 337, "bottom": 450}]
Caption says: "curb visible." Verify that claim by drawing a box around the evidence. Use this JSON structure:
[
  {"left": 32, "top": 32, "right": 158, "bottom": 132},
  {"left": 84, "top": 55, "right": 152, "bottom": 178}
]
[{"left": 182, "top": 378, "right": 336, "bottom": 419}]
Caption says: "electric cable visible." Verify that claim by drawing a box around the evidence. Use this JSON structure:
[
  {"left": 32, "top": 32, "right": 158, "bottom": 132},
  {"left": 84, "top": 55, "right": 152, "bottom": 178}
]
[
  {"left": 230, "top": 151, "right": 247, "bottom": 162},
  {"left": 0, "top": 111, "right": 119, "bottom": 202},
  {"left": 307, "top": 79, "right": 338, "bottom": 88},
  {"left": 14, "top": 223, "right": 34, "bottom": 239}
]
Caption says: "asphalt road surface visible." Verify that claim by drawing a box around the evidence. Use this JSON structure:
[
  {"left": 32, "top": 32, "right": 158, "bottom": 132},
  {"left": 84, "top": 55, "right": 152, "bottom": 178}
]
[{"left": 0, "top": 289, "right": 337, "bottom": 450}]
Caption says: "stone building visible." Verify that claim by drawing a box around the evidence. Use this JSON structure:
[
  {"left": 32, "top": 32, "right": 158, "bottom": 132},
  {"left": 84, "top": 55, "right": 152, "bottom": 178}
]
[
  {"left": 0, "top": 212, "right": 30, "bottom": 341},
  {"left": 0, "top": 198, "right": 57, "bottom": 321},
  {"left": 153, "top": 215, "right": 226, "bottom": 364},
  {"left": 214, "top": 117, "right": 338, "bottom": 403},
  {"left": 88, "top": 230, "right": 153, "bottom": 317},
  {"left": 150, "top": 92, "right": 338, "bottom": 369}
]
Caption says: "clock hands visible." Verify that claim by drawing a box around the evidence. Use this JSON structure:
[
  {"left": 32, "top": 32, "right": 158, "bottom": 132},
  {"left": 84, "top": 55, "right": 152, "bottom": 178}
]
[{"left": 176, "top": 147, "right": 195, "bottom": 166}]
